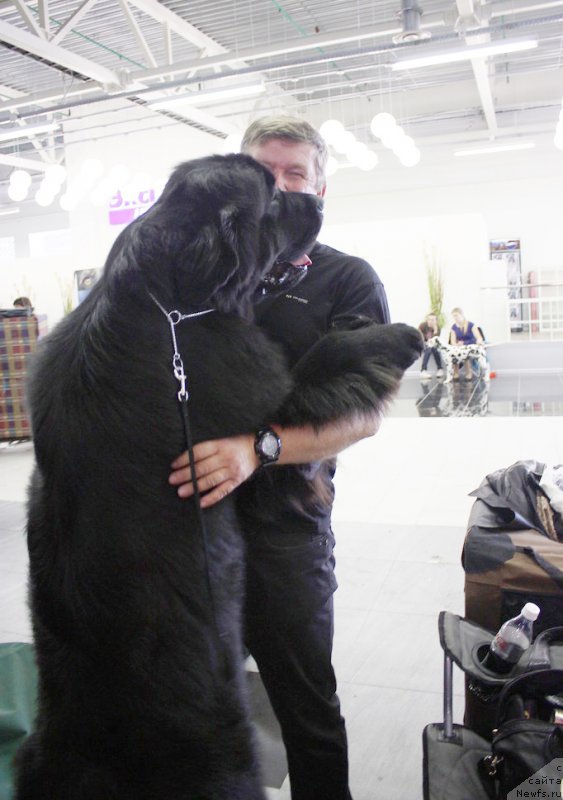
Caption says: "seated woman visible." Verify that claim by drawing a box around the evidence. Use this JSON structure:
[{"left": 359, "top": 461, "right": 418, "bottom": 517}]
[{"left": 450, "top": 307, "right": 483, "bottom": 380}]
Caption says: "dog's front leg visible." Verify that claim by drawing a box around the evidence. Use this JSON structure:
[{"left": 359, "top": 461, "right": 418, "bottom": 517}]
[{"left": 276, "top": 322, "right": 423, "bottom": 428}]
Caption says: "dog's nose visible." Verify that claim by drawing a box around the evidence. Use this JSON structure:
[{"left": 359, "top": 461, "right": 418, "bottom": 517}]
[{"left": 273, "top": 172, "right": 290, "bottom": 192}]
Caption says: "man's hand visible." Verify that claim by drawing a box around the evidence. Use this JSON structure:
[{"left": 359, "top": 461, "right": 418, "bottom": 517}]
[
  {"left": 169, "top": 414, "right": 382, "bottom": 508},
  {"left": 169, "top": 434, "right": 259, "bottom": 508}
]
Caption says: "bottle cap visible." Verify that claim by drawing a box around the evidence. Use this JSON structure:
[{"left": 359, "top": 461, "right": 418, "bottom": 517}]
[{"left": 522, "top": 603, "right": 540, "bottom": 621}]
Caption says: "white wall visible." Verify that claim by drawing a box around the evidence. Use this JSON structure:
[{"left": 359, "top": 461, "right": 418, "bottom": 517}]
[
  {"left": 320, "top": 135, "right": 563, "bottom": 342},
  {"left": 321, "top": 212, "right": 509, "bottom": 341},
  {"left": 63, "top": 100, "right": 225, "bottom": 268}
]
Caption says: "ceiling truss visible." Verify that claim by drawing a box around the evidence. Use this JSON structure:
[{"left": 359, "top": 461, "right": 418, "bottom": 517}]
[{"left": 0, "top": 0, "right": 561, "bottom": 174}]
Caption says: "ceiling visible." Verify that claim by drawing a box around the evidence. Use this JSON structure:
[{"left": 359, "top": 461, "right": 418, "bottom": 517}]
[{"left": 1, "top": 0, "right": 563, "bottom": 193}]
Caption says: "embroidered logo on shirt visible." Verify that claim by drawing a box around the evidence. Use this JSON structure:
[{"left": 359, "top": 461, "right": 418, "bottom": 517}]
[{"left": 285, "top": 294, "right": 309, "bottom": 304}]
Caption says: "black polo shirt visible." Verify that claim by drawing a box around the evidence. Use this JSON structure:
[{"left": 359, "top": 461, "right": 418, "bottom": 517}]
[
  {"left": 238, "top": 241, "right": 391, "bottom": 536},
  {"left": 254, "top": 241, "right": 390, "bottom": 368}
]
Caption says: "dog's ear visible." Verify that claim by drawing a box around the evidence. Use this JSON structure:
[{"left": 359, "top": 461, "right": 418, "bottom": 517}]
[
  {"left": 168, "top": 200, "right": 261, "bottom": 315},
  {"left": 210, "top": 201, "right": 280, "bottom": 314},
  {"left": 218, "top": 205, "right": 241, "bottom": 253}
]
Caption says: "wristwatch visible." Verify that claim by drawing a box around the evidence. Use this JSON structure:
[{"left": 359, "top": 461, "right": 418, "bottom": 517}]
[{"left": 254, "top": 426, "right": 282, "bottom": 466}]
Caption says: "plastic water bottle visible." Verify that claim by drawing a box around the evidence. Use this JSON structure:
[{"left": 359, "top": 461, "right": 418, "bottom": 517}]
[{"left": 482, "top": 603, "right": 540, "bottom": 674}]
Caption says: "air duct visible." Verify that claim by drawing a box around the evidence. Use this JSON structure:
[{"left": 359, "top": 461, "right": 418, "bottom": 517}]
[{"left": 392, "top": 0, "right": 432, "bottom": 43}]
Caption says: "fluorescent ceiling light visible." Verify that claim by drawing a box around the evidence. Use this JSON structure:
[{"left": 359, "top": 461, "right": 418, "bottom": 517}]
[
  {"left": 0, "top": 122, "right": 58, "bottom": 142},
  {"left": 0, "top": 207, "right": 20, "bottom": 217},
  {"left": 391, "top": 38, "right": 538, "bottom": 70},
  {"left": 148, "top": 83, "right": 265, "bottom": 109},
  {"left": 454, "top": 142, "right": 536, "bottom": 156}
]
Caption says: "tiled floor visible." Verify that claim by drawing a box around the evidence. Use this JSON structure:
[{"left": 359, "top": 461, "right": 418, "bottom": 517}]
[{"left": 1, "top": 374, "right": 562, "bottom": 799}]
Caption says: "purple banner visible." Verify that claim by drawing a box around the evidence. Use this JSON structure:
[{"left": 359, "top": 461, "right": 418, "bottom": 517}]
[{"left": 109, "top": 188, "right": 156, "bottom": 226}]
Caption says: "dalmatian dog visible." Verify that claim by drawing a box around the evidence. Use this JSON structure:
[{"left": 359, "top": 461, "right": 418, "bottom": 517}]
[{"left": 427, "top": 336, "right": 489, "bottom": 383}]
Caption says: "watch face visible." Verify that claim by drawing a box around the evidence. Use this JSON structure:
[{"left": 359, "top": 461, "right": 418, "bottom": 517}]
[
  {"left": 261, "top": 432, "right": 279, "bottom": 458},
  {"left": 255, "top": 427, "right": 281, "bottom": 465}
]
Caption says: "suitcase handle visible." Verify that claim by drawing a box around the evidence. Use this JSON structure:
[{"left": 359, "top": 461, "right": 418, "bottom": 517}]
[{"left": 527, "top": 626, "right": 563, "bottom": 670}]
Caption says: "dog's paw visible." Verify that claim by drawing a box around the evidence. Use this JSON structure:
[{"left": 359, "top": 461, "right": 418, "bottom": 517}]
[{"left": 376, "top": 323, "right": 424, "bottom": 370}]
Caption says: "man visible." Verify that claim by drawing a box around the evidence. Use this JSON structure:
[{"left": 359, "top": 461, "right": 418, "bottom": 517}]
[{"left": 169, "top": 116, "right": 390, "bottom": 800}]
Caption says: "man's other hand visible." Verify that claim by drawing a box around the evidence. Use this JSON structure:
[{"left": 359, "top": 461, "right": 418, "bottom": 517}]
[{"left": 169, "top": 434, "right": 259, "bottom": 508}]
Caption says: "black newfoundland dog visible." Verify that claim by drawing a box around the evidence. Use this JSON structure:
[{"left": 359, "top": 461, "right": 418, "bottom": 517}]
[{"left": 15, "top": 153, "right": 422, "bottom": 800}]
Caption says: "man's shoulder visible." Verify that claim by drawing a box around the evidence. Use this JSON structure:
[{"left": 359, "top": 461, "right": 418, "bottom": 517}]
[{"left": 311, "top": 241, "right": 380, "bottom": 279}]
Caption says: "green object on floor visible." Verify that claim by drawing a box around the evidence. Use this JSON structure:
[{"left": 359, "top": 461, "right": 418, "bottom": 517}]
[{"left": 0, "top": 643, "right": 37, "bottom": 800}]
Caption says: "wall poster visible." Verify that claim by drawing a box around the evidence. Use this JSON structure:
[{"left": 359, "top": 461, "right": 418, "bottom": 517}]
[{"left": 490, "top": 239, "right": 523, "bottom": 332}]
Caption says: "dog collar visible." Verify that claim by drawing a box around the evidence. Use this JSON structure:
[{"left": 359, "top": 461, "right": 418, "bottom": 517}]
[
  {"left": 148, "top": 290, "right": 214, "bottom": 402},
  {"left": 148, "top": 291, "right": 215, "bottom": 322}
]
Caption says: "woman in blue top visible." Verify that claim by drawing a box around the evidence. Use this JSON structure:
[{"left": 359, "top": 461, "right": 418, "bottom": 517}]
[{"left": 450, "top": 307, "right": 484, "bottom": 379}]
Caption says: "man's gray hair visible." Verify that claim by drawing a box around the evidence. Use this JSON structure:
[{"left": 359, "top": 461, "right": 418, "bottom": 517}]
[{"left": 241, "top": 115, "right": 328, "bottom": 190}]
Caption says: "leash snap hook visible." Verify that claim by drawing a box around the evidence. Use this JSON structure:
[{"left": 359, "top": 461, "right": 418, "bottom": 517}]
[{"left": 172, "top": 354, "right": 188, "bottom": 402}]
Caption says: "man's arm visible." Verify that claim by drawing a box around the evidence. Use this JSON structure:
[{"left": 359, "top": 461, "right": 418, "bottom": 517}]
[
  {"left": 169, "top": 412, "right": 381, "bottom": 508},
  {"left": 169, "top": 251, "right": 390, "bottom": 508}
]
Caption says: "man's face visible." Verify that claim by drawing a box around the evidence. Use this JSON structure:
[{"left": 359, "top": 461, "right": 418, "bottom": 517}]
[{"left": 247, "top": 138, "right": 326, "bottom": 197}]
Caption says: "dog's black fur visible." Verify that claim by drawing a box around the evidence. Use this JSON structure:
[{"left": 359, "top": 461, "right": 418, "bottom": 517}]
[{"left": 15, "top": 153, "right": 422, "bottom": 800}]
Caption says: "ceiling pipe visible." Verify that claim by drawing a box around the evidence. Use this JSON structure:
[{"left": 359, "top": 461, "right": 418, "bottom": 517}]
[
  {"left": 392, "top": 0, "right": 432, "bottom": 43},
  {"left": 0, "top": 84, "right": 117, "bottom": 113}
]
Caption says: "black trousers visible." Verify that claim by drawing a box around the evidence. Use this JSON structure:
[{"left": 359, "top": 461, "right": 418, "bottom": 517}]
[
  {"left": 244, "top": 527, "right": 352, "bottom": 800},
  {"left": 421, "top": 345, "right": 442, "bottom": 370}
]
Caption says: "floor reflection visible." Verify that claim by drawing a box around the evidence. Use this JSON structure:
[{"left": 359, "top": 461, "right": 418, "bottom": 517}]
[
  {"left": 391, "top": 371, "right": 563, "bottom": 418},
  {"left": 416, "top": 378, "right": 490, "bottom": 417}
]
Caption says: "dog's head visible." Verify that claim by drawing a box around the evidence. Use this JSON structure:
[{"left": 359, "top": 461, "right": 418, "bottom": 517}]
[{"left": 118, "top": 153, "right": 323, "bottom": 315}]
